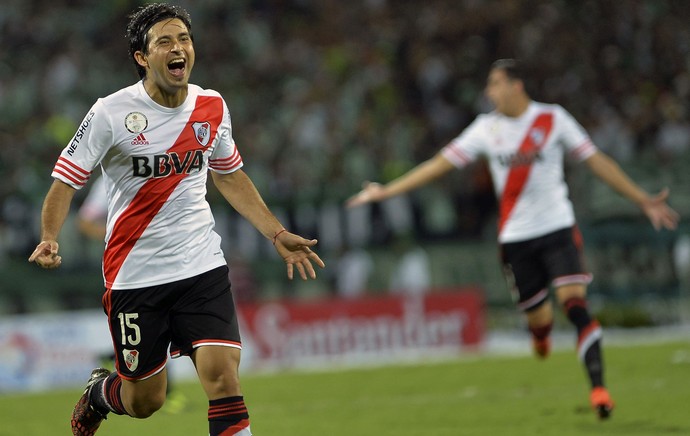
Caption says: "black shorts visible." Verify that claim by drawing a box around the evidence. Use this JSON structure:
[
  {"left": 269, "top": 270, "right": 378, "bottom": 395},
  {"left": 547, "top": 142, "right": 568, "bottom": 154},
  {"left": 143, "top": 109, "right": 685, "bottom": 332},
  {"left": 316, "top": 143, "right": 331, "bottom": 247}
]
[
  {"left": 500, "top": 226, "right": 592, "bottom": 312},
  {"left": 102, "top": 265, "right": 241, "bottom": 381}
]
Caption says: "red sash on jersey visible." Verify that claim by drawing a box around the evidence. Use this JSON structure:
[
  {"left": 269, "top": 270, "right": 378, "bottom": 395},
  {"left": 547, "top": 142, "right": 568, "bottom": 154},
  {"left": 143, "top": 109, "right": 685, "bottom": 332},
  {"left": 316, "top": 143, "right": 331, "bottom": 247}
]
[
  {"left": 497, "top": 113, "right": 553, "bottom": 234},
  {"left": 103, "top": 96, "right": 223, "bottom": 288}
]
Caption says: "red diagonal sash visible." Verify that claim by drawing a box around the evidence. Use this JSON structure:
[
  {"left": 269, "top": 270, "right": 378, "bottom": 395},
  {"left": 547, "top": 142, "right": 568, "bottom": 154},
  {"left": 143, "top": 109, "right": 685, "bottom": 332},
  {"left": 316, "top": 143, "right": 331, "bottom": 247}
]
[
  {"left": 103, "top": 95, "right": 222, "bottom": 287},
  {"left": 498, "top": 113, "right": 553, "bottom": 234}
]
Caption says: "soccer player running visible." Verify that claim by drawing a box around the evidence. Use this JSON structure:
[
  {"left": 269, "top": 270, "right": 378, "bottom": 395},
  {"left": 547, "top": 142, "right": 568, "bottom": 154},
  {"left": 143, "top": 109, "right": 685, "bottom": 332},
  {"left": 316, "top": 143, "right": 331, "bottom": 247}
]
[
  {"left": 29, "top": 4, "right": 324, "bottom": 436},
  {"left": 347, "top": 59, "right": 679, "bottom": 419}
]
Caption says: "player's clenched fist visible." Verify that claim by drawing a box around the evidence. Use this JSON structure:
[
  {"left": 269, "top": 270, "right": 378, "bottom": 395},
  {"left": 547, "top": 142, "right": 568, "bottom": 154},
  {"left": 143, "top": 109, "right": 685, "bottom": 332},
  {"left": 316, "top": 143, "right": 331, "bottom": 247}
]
[{"left": 28, "top": 240, "right": 62, "bottom": 269}]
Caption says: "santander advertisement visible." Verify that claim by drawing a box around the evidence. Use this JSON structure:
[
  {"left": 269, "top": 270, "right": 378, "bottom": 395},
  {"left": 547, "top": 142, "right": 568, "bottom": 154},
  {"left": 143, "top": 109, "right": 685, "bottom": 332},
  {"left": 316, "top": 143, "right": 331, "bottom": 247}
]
[{"left": 238, "top": 288, "right": 485, "bottom": 368}]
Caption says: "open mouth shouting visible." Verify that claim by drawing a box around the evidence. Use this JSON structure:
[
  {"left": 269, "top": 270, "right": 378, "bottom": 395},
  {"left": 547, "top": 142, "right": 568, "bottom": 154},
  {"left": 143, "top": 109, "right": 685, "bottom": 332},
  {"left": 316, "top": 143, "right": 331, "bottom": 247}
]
[{"left": 167, "top": 58, "right": 186, "bottom": 78}]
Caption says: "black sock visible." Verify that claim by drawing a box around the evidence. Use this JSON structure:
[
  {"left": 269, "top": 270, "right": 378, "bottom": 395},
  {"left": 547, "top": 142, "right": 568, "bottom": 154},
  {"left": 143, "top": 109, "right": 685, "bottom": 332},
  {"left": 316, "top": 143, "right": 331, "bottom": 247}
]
[
  {"left": 90, "top": 372, "right": 128, "bottom": 415},
  {"left": 208, "top": 396, "right": 250, "bottom": 436},
  {"left": 564, "top": 297, "right": 604, "bottom": 388}
]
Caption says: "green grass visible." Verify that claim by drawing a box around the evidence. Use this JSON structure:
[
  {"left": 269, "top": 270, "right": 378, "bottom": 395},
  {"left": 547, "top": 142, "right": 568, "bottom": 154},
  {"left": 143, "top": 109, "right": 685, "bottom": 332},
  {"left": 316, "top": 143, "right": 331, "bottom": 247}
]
[{"left": 1, "top": 340, "right": 689, "bottom": 435}]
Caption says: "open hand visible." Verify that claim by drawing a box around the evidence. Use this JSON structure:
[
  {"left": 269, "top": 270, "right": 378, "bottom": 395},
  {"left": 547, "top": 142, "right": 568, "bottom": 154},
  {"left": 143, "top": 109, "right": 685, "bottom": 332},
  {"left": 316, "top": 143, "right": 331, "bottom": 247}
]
[
  {"left": 273, "top": 231, "right": 325, "bottom": 280},
  {"left": 640, "top": 188, "right": 680, "bottom": 231},
  {"left": 346, "top": 182, "right": 385, "bottom": 208}
]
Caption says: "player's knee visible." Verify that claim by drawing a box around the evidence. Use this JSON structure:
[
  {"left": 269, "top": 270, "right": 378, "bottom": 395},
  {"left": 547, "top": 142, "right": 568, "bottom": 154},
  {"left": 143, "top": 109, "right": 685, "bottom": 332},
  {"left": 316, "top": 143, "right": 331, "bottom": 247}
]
[
  {"left": 555, "top": 283, "right": 587, "bottom": 304},
  {"left": 524, "top": 297, "right": 551, "bottom": 317},
  {"left": 205, "top": 371, "right": 241, "bottom": 398}
]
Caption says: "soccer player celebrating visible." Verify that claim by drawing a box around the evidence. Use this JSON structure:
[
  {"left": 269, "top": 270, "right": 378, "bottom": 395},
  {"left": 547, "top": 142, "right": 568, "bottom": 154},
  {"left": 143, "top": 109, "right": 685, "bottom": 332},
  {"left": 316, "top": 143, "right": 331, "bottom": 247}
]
[
  {"left": 29, "top": 4, "right": 324, "bottom": 435},
  {"left": 347, "top": 59, "right": 679, "bottom": 419}
]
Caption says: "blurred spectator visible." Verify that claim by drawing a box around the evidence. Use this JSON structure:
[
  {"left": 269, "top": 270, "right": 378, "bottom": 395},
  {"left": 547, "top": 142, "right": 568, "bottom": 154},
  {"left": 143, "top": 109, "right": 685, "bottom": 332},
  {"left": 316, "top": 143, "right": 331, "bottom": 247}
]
[
  {"left": 334, "top": 245, "right": 374, "bottom": 298},
  {"left": 654, "top": 94, "right": 690, "bottom": 164},
  {"left": 227, "top": 254, "right": 260, "bottom": 304},
  {"left": 77, "top": 175, "right": 107, "bottom": 242},
  {"left": 589, "top": 104, "right": 636, "bottom": 163},
  {"left": 388, "top": 233, "right": 431, "bottom": 296}
]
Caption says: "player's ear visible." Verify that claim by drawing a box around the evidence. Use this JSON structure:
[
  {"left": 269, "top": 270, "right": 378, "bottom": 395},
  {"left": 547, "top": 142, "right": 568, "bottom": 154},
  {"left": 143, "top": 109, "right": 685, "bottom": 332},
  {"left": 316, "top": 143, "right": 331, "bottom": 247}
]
[
  {"left": 515, "top": 78, "right": 526, "bottom": 92},
  {"left": 134, "top": 51, "right": 148, "bottom": 70}
]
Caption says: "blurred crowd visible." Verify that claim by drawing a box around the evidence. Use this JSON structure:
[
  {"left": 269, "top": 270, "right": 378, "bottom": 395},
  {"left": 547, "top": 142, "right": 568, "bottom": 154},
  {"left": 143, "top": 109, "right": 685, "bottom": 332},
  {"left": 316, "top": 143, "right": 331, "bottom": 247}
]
[{"left": 1, "top": 0, "right": 689, "bottom": 303}]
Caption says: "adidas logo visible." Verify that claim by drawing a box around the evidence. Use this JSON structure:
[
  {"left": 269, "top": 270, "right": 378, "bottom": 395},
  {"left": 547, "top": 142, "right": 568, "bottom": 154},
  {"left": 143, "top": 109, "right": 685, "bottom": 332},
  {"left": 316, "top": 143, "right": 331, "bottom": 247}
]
[{"left": 131, "top": 133, "right": 150, "bottom": 146}]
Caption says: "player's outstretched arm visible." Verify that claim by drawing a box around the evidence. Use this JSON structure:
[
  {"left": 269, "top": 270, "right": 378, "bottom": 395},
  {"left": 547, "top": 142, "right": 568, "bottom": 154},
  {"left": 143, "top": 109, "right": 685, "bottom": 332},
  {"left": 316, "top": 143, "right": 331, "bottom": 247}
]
[
  {"left": 29, "top": 180, "right": 77, "bottom": 269},
  {"left": 585, "top": 151, "right": 679, "bottom": 230},
  {"left": 212, "top": 170, "right": 325, "bottom": 280},
  {"left": 346, "top": 153, "right": 455, "bottom": 208}
]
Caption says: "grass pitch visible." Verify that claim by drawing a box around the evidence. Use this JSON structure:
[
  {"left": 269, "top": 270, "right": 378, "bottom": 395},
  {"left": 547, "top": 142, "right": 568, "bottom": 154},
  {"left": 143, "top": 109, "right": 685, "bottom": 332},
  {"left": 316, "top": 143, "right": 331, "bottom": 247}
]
[{"left": 1, "top": 340, "right": 688, "bottom": 435}]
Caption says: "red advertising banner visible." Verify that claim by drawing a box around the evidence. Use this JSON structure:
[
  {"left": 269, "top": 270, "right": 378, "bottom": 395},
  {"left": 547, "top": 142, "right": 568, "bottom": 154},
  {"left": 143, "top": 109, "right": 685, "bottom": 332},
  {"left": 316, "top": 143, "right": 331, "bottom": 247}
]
[
  {"left": 0, "top": 289, "right": 484, "bottom": 391},
  {"left": 238, "top": 287, "right": 485, "bottom": 368}
]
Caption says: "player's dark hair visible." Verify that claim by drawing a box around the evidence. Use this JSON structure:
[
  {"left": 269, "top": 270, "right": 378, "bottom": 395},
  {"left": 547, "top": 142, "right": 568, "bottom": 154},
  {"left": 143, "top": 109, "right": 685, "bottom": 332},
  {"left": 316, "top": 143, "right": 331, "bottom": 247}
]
[
  {"left": 126, "top": 3, "right": 193, "bottom": 79},
  {"left": 491, "top": 59, "right": 524, "bottom": 81}
]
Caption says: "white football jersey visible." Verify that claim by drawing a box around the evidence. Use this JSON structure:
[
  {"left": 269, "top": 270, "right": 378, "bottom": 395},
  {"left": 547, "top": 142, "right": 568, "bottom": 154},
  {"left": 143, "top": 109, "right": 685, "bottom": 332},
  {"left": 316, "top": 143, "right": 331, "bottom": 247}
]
[
  {"left": 52, "top": 82, "right": 243, "bottom": 289},
  {"left": 441, "top": 101, "right": 597, "bottom": 243}
]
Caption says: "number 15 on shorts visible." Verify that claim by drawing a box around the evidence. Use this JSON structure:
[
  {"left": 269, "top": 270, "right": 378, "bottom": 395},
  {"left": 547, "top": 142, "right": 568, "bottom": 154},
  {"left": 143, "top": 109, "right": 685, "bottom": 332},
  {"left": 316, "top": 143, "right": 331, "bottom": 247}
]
[{"left": 118, "top": 312, "right": 141, "bottom": 346}]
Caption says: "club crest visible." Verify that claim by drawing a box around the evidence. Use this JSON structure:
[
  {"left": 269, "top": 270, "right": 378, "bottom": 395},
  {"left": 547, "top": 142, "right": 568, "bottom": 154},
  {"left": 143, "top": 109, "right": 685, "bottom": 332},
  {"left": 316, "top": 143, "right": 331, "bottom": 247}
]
[
  {"left": 192, "top": 121, "right": 211, "bottom": 146},
  {"left": 529, "top": 127, "right": 545, "bottom": 146},
  {"left": 123, "top": 349, "right": 139, "bottom": 372}
]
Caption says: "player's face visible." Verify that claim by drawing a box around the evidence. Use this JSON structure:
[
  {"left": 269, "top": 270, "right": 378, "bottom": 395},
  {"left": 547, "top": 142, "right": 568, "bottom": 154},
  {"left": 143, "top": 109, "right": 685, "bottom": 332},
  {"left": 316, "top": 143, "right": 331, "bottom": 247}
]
[
  {"left": 485, "top": 69, "right": 519, "bottom": 115},
  {"left": 137, "top": 18, "right": 195, "bottom": 93}
]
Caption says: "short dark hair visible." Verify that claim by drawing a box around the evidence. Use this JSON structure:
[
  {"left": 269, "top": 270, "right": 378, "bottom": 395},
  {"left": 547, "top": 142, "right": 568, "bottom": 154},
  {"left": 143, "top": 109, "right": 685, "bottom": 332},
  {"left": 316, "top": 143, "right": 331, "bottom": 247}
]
[
  {"left": 490, "top": 59, "right": 524, "bottom": 81},
  {"left": 126, "top": 3, "right": 193, "bottom": 79}
]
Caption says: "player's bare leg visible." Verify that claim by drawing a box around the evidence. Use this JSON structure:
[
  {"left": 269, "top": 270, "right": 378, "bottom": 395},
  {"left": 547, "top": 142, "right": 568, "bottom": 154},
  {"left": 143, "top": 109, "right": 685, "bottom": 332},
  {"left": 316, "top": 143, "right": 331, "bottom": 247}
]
[
  {"left": 119, "top": 370, "right": 168, "bottom": 418},
  {"left": 193, "top": 346, "right": 251, "bottom": 435}
]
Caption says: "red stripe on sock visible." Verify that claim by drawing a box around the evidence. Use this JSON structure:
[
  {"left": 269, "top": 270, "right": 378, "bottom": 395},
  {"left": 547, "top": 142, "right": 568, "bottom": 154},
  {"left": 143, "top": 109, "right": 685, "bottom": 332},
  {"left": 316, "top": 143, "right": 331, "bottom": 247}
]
[
  {"left": 563, "top": 297, "right": 587, "bottom": 313},
  {"left": 208, "top": 401, "right": 248, "bottom": 419},
  {"left": 578, "top": 321, "right": 600, "bottom": 344},
  {"left": 218, "top": 419, "right": 251, "bottom": 435},
  {"left": 529, "top": 322, "right": 553, "bottom": 340}
]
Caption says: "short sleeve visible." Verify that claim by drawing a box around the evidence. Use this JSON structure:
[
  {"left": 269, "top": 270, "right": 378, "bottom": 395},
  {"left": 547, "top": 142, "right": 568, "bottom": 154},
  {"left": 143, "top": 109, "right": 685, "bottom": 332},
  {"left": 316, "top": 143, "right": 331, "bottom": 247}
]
[
  {"left": 209, "top": 101, "right": 243, "bottom": 173},
  {"left": 556, "top": 105, "right": 597, "bottom": 162},
  {"left": 440, "top": 115, "right": 489, "bottom": 168},
  {"left": 51, "top": 100, "right": 113, "bottom": 189}
]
